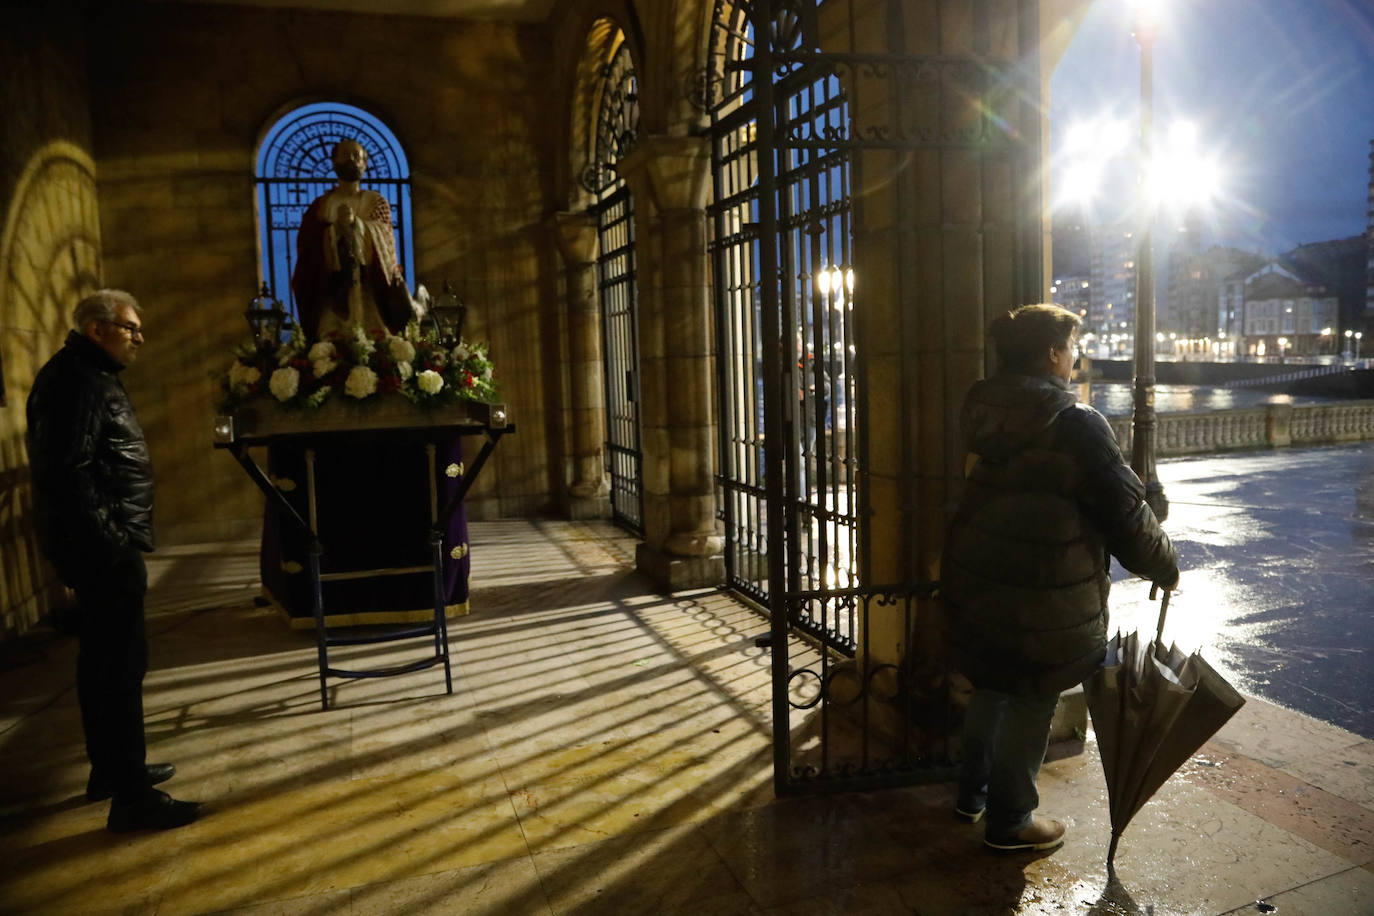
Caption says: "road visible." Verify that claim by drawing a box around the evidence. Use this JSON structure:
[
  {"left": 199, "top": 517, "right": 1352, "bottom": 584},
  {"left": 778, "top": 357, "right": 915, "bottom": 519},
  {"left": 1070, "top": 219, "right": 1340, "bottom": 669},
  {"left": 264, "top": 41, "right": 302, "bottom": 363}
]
[{"left": 1105, "top": 440, "right": 1374, "bottom": 739}]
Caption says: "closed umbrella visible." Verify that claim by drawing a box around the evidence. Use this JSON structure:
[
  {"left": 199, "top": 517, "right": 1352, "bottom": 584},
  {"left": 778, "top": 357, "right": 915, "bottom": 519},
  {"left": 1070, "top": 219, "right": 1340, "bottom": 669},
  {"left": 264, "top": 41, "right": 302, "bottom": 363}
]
[{"left": 1084, "top": 587, "right": 1246, "bottom": 869}]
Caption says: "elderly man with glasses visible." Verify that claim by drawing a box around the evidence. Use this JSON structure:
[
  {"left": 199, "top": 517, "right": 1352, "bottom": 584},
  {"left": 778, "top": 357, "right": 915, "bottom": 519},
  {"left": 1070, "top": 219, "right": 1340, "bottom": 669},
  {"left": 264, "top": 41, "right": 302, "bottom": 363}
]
[{"left": 25, "top": 289, "right": 200, "bottom": 832}]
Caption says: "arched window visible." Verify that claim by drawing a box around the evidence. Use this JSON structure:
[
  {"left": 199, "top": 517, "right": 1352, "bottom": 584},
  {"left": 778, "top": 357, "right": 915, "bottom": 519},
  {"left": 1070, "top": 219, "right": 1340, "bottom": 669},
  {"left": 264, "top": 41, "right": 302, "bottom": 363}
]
[
  {"left": 255, "top": 102, "right": 414, "bottom": 324},
  {"left": 585, "top": 38, "right": 645, "bottom": 535}
]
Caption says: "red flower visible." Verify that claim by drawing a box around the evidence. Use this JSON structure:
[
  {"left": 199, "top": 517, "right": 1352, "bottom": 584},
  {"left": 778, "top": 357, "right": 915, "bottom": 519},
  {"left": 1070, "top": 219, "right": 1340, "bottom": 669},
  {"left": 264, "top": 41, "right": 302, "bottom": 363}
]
[
  {"left": 378, "top": 375, "right": 402, "bottom": 393},
  {"left": 462, "top": 371, "right": 475, "bottom": 388}
]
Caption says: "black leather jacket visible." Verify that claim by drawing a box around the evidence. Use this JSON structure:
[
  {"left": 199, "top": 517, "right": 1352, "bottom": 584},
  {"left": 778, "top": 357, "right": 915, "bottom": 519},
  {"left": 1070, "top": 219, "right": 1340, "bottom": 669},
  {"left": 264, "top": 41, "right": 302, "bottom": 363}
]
[
  {"left": 940, "top": 373, "right": 1177, "bottom": 695},
  {"left": 26, "top": 331, "right": 154, "bottom": 585}
]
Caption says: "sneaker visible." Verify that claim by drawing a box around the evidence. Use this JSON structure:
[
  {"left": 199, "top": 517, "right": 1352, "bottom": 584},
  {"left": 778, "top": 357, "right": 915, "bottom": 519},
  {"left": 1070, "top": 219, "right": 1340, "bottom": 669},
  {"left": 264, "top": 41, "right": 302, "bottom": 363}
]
[
  {"left": 955, "top": 803, "right": 985, "bottom": 824},
  {"left": 984, "top": 816, "right": 1066, "bottom": 852},
  {"left": 86, "top": 762, "right": 176, "bottom": 802},
  {"left": 107, "top": 789, "right": 201, "bottom": 833}
]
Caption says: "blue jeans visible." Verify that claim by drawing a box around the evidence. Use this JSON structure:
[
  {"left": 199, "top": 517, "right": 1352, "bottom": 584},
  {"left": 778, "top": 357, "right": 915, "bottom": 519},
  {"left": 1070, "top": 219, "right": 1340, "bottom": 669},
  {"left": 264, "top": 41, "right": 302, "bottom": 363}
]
[{"left": 957, "top": 688, "right": 1060, "bottom": 836}]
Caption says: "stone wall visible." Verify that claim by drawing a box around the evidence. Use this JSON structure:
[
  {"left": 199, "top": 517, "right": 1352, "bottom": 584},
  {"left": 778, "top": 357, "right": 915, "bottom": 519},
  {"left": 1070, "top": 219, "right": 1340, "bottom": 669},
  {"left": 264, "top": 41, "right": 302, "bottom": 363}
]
[
  {"left": 0, "top": 5, "right": 99, "bottom": 636},
  {"left": 84, "top": 3, "right": 559, "bottom": 544}
]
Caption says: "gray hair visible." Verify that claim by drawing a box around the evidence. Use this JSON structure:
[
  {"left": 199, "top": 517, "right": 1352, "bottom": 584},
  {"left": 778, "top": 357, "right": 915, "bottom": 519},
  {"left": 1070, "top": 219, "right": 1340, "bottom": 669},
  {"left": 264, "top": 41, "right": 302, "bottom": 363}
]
[{"left": 72, "top": 289, "right": 141, "bottom": 330}]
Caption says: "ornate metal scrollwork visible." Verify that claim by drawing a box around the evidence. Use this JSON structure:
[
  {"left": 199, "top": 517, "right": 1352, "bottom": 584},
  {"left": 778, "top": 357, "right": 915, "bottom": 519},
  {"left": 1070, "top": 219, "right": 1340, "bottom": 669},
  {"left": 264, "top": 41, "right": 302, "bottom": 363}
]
[{"left": 580, "top": 42, "right": 640, "bottom": 196}]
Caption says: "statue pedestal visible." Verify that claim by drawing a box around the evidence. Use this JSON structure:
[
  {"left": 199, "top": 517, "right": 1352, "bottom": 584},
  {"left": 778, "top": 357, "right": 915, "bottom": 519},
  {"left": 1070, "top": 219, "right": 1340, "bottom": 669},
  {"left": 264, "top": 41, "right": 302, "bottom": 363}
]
[{"left": 214, "top": 397, "right": 514, "bottom": 709}]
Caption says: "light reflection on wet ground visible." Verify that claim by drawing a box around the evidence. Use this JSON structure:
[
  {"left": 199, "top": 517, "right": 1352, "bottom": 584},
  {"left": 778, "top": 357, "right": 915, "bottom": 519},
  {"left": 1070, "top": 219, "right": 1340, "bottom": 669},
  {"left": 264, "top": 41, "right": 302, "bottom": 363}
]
[{"left": 1105, "top": 441, "right": 1374, "bottom": 738}]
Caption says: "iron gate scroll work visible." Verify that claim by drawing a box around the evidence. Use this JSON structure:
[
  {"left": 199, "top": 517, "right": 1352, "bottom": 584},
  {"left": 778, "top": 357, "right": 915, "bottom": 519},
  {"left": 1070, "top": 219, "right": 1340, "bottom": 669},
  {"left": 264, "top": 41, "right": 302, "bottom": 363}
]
[
  {"left": 587, "top": 42, "right": 645, "bottom": 534},
  {"left": 706, "top": 0, "right": 1039, "bottom": 793}
]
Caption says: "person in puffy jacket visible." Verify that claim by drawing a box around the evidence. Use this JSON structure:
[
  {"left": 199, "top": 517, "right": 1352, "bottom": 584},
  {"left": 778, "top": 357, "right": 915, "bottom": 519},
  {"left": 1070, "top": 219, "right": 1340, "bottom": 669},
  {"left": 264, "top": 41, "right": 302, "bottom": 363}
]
[
  {"left": 26, "top": 289, "right": 199, "bottom": 833},
  {"left": 940, "top": 303, "right": 1177, "bottom": 853}
]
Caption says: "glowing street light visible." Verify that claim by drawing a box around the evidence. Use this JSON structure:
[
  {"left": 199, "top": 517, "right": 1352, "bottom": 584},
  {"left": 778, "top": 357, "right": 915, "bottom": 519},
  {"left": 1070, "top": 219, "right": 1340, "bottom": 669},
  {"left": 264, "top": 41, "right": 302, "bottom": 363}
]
[
  {"left": 1277, "top": 337, "right": 1288, "bottom": 361},
  {"left": 1130, "top": 0, "right": 1168, "bottom": 521}
]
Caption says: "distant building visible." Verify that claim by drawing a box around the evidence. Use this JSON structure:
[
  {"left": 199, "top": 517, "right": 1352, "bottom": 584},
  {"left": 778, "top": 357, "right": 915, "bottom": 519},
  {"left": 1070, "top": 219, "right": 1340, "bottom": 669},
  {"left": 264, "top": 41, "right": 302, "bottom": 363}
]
[
  {"left": 1088, "top": 222, "right": 1135, "bottom": 355},
  {"left": 1052, "top": 212, "right": 1092, "bottom": 278},
  {"left": 1160, "top": 212, "right": 1206, "bottom": 335},
  {"left": 1281, "top": 236, "right": 1365, "bottom": 336},
  {"left": 1051, "top": 274, "right": 1091, "bottom": 323},
  {"left": 1165, "top": 246, "right": 1263, "bottom": 353},
  {"left": 1240, "top": 263, "right": 1339, "bottom": 357}
]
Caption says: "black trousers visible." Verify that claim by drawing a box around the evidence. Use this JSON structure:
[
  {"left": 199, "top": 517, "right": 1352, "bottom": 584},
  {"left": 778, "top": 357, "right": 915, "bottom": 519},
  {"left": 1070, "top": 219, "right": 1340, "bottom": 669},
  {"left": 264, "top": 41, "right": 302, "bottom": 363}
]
[{"left": 74, "top": 547, "right": 149, "bottom": 802}]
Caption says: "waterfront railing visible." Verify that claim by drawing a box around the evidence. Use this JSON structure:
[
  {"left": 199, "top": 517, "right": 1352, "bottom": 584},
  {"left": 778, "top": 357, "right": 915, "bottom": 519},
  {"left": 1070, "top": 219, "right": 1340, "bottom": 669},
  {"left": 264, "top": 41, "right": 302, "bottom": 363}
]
[{"left": 1108, "top": 400, "right": 1374, "bottom": 456}]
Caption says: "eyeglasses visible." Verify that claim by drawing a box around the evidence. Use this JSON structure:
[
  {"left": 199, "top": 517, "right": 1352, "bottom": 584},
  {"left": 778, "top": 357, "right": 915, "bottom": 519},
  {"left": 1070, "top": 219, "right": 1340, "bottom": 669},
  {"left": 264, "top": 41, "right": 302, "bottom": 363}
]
[{"left": 101, "top": 319, "right": 144, "bottom": 339}]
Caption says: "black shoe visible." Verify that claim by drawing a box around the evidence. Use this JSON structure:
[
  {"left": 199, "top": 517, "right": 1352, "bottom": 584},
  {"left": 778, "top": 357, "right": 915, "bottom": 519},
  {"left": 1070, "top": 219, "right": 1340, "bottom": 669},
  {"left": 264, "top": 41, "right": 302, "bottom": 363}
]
[
  {"left": 107, "top": 789, "right": 201, "bottom": 833},
  {"left": 87, "top": 763, "right": 177, "bottom": 802}
]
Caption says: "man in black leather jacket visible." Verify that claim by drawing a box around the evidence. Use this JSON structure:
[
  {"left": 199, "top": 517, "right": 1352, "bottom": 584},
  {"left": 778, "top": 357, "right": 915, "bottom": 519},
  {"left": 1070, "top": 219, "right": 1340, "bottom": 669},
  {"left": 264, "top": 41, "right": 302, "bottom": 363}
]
[
  {"left": 26, "top": 289, "right": 200, "bottom": 833},
  {"left": 941, "top": 304, "right": 1178, "bottom": 853}
]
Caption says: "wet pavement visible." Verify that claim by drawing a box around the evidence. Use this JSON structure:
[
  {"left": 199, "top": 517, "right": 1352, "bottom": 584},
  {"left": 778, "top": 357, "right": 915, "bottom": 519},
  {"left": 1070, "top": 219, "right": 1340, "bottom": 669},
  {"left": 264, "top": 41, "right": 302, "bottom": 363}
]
[{"left": 1107, "top": 440, "right": 1374, "bottom": 739}]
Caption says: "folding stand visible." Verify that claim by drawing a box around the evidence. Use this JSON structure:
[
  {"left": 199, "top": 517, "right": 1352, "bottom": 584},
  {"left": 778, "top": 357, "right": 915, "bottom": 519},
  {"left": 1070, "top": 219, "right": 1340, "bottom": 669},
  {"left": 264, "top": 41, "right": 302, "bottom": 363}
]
[{"left": 214, "top": 401, "right": 513, "bottom": 709}]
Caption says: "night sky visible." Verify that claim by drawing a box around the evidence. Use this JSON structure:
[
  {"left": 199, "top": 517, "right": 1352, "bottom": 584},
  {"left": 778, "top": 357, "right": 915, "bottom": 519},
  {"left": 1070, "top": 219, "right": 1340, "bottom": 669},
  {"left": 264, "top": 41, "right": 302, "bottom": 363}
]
[{"left": 1050, "top": 0, "right": 1374, "bottom": 256}]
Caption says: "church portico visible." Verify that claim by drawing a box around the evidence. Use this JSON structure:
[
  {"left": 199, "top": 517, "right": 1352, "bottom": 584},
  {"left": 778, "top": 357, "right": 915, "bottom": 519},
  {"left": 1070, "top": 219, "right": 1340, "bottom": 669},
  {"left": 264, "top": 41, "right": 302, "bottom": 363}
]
[{"left": 4, "top": 0, "right": 1080, "bottom": 799}]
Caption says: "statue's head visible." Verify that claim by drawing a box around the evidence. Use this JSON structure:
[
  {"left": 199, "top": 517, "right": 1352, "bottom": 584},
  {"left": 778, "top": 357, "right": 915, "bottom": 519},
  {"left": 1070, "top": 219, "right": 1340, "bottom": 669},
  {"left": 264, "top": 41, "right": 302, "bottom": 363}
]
[{"left": 332, "top": 140, "right": 367, "bottom": 181}]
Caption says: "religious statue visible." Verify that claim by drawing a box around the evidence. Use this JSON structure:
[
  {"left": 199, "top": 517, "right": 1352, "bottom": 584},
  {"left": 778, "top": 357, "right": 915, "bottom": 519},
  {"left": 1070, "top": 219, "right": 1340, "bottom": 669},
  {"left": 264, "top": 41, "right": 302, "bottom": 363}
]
[
  {"left": 291, "top": 139, "right": 419, "bottom": 338},
  {"left": 259, "top": 139, "right": 470, "bottom": 627}
]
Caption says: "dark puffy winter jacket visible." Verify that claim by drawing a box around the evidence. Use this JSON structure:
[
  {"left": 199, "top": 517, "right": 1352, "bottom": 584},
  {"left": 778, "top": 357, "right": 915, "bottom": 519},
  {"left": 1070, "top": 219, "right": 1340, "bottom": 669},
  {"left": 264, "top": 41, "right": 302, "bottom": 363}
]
[
  {"left": 26, "top": 331, "right": 154, "bottom": 586},
  {"left": 939, "top": 372, "right": 1177, "bottom": 695}
]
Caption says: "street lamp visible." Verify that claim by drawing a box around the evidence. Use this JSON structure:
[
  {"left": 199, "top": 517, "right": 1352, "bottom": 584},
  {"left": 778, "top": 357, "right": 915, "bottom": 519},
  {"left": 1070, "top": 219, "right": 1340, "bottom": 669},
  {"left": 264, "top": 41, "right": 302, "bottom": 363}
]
[
  {"left": 1345, "top": 328, "right": 1355, "bottom": 360},
  {"left": 1130, "top": 0, "right": 1167, "bottom": 521},
  {"left": 1321, "top": 327, "right": 1333, "bottom": 358},
  {"left": 1357, "top": 331, "right": 1365, "bottom": 362},
  {"left": 1277, "top": 337, "right": 1288, "bottom": 362}
]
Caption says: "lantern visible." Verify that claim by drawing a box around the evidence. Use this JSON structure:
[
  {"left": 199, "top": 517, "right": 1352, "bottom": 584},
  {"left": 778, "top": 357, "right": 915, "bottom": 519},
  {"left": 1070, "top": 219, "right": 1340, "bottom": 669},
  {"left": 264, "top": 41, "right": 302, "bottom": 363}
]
[
  {"left": 430, "top": 281, "right": 467, "bottom": 347},
  {"left": 245, "top": 282, "right": 287, "bottom": 352}
]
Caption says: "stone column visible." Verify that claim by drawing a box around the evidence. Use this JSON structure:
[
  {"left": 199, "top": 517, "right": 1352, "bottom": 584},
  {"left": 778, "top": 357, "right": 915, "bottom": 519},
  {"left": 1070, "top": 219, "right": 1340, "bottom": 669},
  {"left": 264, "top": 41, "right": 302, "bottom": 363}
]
[
  {"left": 549, "top": 211, "right": 611, "bottom": 518},
  {"left": 615, "top": 135, "right": 724, "bottom": 589}
]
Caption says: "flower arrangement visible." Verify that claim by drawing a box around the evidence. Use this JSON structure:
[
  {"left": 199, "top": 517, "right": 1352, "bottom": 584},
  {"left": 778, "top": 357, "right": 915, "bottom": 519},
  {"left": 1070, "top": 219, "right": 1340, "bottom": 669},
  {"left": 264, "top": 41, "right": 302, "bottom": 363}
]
[{"left": 216, "top": 321, "right": 498, "bottom": 414}]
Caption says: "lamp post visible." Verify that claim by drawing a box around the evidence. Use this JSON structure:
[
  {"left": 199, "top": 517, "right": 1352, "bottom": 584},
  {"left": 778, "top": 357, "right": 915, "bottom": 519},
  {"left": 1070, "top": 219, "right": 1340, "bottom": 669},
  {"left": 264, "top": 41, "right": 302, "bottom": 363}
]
[
  {"left": 1357, "top": 331, "right": 1365, "bottom": 362},
  {"left": 1130, "top": 5, "right": 1167, "bottom": 521},
  {"left": 1345, "top": 328, "right": 1354, "bottom": 360}
]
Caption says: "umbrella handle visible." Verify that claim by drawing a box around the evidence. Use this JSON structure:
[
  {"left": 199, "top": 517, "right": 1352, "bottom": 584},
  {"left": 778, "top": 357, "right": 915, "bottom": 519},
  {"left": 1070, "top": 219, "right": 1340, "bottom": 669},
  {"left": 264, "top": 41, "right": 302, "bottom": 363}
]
[{"left": 1153, "top": 587, "right": 1171, "bottom": 644}]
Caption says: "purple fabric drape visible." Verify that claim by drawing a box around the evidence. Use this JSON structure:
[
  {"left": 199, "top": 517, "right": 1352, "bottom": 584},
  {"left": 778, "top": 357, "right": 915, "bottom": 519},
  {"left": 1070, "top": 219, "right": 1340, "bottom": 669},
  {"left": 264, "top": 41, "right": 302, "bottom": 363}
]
[{"left": 260, "top": 437, "right": 470, "bottom": 618}]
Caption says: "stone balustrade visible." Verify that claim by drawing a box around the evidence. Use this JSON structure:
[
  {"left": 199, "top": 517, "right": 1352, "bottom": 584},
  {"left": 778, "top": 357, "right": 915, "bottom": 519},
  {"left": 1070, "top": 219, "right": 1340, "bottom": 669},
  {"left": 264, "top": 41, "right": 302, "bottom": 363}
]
[{"left": 1108, "top": 400, "right": 1374, "bottom": 456}]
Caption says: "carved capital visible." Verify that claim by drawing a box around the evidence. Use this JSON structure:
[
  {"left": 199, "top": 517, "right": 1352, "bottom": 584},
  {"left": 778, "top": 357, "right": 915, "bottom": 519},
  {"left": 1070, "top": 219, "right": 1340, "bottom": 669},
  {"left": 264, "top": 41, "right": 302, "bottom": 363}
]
[
  {"left": 547, "top": 211, "right": 599, "bottom": 267},
  {"left": 614, "top": 135, "right": 711, "bottom": 214}
]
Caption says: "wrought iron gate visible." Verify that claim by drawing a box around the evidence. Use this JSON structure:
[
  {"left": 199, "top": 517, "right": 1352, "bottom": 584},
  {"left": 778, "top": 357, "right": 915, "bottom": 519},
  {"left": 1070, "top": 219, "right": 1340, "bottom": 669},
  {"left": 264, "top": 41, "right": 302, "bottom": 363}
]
[
  {"left": 589, "top": 41, "right": 644, "bottom": 533},
  {"left": 706, "top": 0, "right": 1041, "bottom": 794},
  {"left": 596, "top": 185, "right": 643, "bottom": 532}
]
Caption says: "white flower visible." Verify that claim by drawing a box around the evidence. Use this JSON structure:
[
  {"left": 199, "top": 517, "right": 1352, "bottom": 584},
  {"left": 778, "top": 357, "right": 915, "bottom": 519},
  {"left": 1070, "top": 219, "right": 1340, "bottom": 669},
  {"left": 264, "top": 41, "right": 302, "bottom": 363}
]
[
  {"left": 312, "top": 357, "right": 337, "bottom": 378},
  {"left": 452, "top": 343, "right": 471, "bottom": 361},
  {"left": 268, "top": 366, "right": 300, "bottom": 401},
  {"left": 481, "top": 365, "right": 493, "bottom": 380},
  {"left": 228, "top": 362, "right": 260, "bottom": 389},
  {"left": 350, "top": 325, "right": 376, "bottom": 357},
  {"left": 345, "top": 365, "right": 378, "bottom": 399},
  {"left": 308, "top": 341, "right": 336, "bottom": 362},
  {"left": 275, "top": 343, "right": 295, "bottom": 367},
  {"left": 417, "top": 369, "right": 444, "bottom": 395},
  {"left": 388, "top": 337, "right": 416, "bottom": 363},
  {"left": 397, "top": 361, "right": 414, "bottom": 380}
]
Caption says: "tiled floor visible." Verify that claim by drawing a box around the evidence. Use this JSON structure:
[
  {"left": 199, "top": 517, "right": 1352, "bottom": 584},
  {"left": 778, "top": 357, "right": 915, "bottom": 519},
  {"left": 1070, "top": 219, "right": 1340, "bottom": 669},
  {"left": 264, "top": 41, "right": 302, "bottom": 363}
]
[{"left": 0, "top": 520, "right": 1371, "bottom": 915}]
